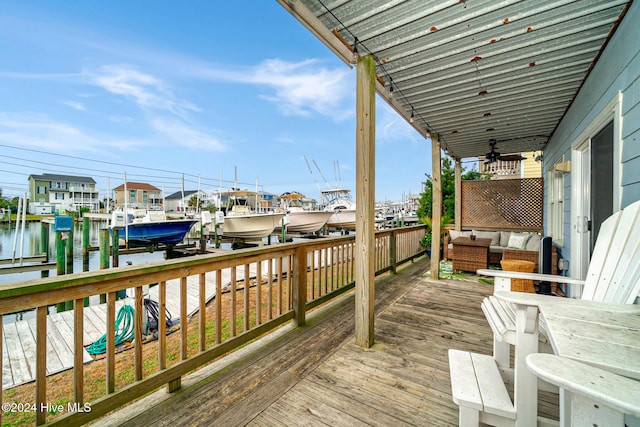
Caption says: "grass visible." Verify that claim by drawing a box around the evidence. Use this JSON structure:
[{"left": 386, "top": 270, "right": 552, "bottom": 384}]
[{"left": 0, "top": 278, "right": 296, "bottom": 427}]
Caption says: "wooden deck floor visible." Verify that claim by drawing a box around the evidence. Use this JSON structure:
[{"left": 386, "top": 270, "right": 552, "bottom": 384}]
[{"left": 93, "top": 259, "right": 558, "bottom": 426}]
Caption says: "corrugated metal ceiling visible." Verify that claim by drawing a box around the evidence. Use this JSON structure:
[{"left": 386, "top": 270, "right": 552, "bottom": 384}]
[{"left": 278, "top": 0, "right": 631, "bottom": 159}]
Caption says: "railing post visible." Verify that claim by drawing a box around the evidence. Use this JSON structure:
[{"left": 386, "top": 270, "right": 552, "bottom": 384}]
[
  {"left": 293, "top": 246, "right": 307, "bottom": 326},
  {"left": 82, "top": 216, "right": 90, "bottom": 271},
  {"left": 390, "top": 230, "right": 397, "bottom": 274},
  {"left": 40, "top": 221, "right": 49, "bottom": 278}
]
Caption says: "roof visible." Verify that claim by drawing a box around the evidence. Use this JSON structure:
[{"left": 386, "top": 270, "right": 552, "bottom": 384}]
[
  {"left": 165, "top": 190, "right": 204, "bottom": 200},
  {"left": 113, "top": 182, "right": 161, "bottom": 191},
  {"left": 279, "top": 0, "right": 631, "bottom": 159},
  {"left": 28, "top": 173, "right": 96, "bottom": 184}
]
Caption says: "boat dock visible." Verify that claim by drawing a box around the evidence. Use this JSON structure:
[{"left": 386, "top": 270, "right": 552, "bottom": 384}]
[{"left": 2, "top": 261, "right": 260, "bottom": 390}]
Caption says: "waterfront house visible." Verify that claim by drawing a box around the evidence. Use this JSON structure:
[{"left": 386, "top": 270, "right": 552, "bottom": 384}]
[
  {"left": 27, "top": 173, "right": 99, "bottom": 214},
  {"left": 112, "top": 181, "right": 162, "bottom": 210},
  {"left": 164, "top": 189, "right": 209, "bottom": 212}
]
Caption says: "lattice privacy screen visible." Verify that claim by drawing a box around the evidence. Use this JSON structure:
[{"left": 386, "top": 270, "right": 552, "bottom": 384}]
[{"left": 461, "top": 178, "right": 543, "bottom": 231}]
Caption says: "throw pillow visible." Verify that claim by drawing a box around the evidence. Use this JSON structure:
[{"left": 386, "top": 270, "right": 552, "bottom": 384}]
[
  {"left": 472, "top": 230, "right": 501, "bottom": 246},
  {"left": 525, "top": 236, "right": 541, "bottom": 251},
  {"left": 449, "top": 230, "right": 471, "bottom": 240},
  {"left": 500, "top": 231, "right": 511, "bottom": 247},
  {"left": 507, "top": 232, "right": 531, "bottom": 250}
]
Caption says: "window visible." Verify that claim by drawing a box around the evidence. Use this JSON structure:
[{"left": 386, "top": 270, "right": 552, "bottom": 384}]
[
  {"left": 37, "top": 186, "right": 47, "bottom": 194},
  {"left": 548, "top": 167, "right": 564, "bottom": 243}
]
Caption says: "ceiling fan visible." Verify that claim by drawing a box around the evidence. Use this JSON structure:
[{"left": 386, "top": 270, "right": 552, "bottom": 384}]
[{"left": 484, "top": 140, "right": 526, "bottom": 163}]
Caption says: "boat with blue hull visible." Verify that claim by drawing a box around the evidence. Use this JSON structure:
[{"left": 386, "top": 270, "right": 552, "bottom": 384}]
[{"left": 111, "top": 210, "right": 198, "bottom": 247}]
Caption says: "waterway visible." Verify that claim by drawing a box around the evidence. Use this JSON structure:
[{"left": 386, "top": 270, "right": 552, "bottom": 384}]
[{"left": 0, "top": 220, "right": 166, "bottom": 322}]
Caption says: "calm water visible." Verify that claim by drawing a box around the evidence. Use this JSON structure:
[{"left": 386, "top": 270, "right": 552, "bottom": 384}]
[
  {"left": 0, "top": 221, "right": 167, "bottom": 286},
  {"left": 0, "top": 220, "right": 168, "bottom": 322}
]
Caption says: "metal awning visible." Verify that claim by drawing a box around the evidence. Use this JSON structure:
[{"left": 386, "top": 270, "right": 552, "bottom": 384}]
[{"left": 278, "top": 0, "right": 631, "bottom": 159}]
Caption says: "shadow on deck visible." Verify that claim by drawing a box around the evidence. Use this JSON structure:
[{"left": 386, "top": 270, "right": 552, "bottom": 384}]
[{"left": 93, "top": 258, "right": 557, "bottom": 426}]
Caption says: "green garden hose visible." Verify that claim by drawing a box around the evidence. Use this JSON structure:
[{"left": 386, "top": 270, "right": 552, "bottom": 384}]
[{"left": 87, "top": 304, "right": 136, "bottom": 355}]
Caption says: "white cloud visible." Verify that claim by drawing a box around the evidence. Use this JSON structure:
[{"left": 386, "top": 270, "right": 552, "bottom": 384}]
[
  {"left": 62, "top": 100, "right": 86, "bottom": 111},
  {"left": 90, "top": 65, "right": 200, "bottom": 118},
  {"left": 150, "top": 118, "right": 226, "bottom": 152},
  {"left": 0, "top": 112, "right": 147, "bottom": 153},
  {"left": 189, "top": 58, "right": 354, "bottom": 120}
]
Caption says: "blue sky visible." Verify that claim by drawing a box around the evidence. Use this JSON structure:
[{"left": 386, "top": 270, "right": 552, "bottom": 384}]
[{"left": 0, "top": 1, "right": 431, "bottom": 204}]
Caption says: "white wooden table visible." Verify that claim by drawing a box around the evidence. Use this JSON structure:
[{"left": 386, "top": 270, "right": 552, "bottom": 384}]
[
  {"left": 494, "top": 291, "right": 640, "bottom": 377},
  {"left": 494, "top": 291, "right": 640, "bottom": 425}
]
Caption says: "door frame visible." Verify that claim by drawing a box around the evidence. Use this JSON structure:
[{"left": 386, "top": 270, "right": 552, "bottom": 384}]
[{"left": 570, "top": 92, "right": 622, "bottom": 293}]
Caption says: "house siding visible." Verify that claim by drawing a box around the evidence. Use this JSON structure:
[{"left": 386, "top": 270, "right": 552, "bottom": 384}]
[{"left": 543, "top": 1, "right": 640, "bottom": 273}]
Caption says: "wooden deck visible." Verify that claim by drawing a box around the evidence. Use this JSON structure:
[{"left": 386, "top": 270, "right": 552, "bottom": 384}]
[{"left": 93, "top": 259, "right": 558, "bottom": 426}]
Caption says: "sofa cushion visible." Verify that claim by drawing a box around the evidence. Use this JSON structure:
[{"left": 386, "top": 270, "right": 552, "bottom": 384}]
[
  {"left": 449, "top": 230, "right": 472, "bottom": 240},
  {"left": 507, "top": 232, "right": 532, "bottom": 249},
  {"left": 526, "top": 236, "right": 541, "bottom": 251},
  {"left": 500, "top": 231, "right": 511, "bottom": 247},
  {"left": 472, "top": 230, "right": 500, "bottom": 246},
  {"left": 489, "top": 245, "right": 504, "bottom": 254}
]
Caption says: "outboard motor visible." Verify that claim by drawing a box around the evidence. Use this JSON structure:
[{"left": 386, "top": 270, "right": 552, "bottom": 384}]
[{"left": 538, "top": 236, "right": 553, "bottom": 295}]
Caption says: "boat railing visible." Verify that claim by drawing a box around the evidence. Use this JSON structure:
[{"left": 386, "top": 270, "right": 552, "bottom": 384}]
[{"left": 0, "top": 224, "right": 427, "bottom": 426}]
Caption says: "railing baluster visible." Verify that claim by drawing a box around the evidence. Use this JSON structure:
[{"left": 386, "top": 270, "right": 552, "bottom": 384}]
[
  {"left": 158, "top": 281, "right": 167, "bottom": 370},
  {"left": 180, "top": 277, "right": 187, "bottom": 361},
  {"left": 277, "top": 257, "right": 282, "bottom": 316},
  {"left": 231, "top": 267, "right": 237, "bottom": 337},
  {"left": 215, "top": 270, "right": 222, "bottom": 344},
  {"left": 310, "top": 249, "right": 316, "bottom": 299},
  {"left": 74, "top": 298, "right": 84, "bottom": 405},
  {"left": 199, "top": 272, "right": 206, "bottom": 352},
  {"left": 134, "top": 286, "right": 143, "bottom": 381},
  {"left": 36, "top": 305, "right": 47, "bottom": 425},
  {"left": 256, "top": 261, "right": 262, "bottom": 325},
  {"left": 267, "top": 260, "right": 273, "bottom": 321},
  {"left": 106, "top": 291, "right": 116, "bottom": 395},
  {"left": 244, "top": 263, "right": 250, "bottom": 332}
]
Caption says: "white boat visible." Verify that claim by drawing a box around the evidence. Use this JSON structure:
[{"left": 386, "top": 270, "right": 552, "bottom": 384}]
[
  {"left": 320, "top": 188, "right": 356, "bottom": 231},
  {"left": 278, "top": 192, "right": 333, "bottom": 234},
  {"left": 218, "top": 190, "right": 285, "bottom": 240}
]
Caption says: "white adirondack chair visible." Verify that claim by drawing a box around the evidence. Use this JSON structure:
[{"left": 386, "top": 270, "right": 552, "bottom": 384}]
[
  {"left": 479, "top": 199, "right": 640, "bottom": 377},
  {"left": 448, "top": 200, "right": 640, "bottom": 427}
]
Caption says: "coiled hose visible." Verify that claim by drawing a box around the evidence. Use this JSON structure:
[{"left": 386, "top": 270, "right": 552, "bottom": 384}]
[{"left": 86, "top": 305, "right": 135, "bottom": 355}]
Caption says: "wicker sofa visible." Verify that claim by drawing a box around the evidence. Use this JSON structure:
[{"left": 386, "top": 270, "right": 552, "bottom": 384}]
[{"left": 443, "top": 229, "right": 558, "bottom": 274}]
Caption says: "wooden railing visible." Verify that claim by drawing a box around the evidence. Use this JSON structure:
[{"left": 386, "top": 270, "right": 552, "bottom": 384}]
[{"left": 0, "top": 225, "right": 426, "bottom": 426}]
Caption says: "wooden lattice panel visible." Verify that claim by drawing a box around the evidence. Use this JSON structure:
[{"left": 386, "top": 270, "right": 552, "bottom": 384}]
[{"left": 461, "top": 178, "right": 543, "bottom": 231}]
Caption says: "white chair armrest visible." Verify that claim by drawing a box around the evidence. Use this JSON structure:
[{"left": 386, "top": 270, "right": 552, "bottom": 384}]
[
  {"left": 527, "top": 353, "right": 640, "bottom": 417},
  {"left": 476, "top": 269, "right": 585, "bottom": 286}
]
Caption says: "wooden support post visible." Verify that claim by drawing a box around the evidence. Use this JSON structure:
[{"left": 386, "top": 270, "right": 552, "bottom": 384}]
[
  {"left": 56, "top": 232, "right": 65, "bottom": 276},
  {"left": 355, "top": 54, "right": 376, "bottom": 348},
  {"left": 40, "top": 222, "right": 49, "bottom": 278},
  {"left": 99, "top": 228, "right": 109, "bottom": 304},
  {"left": 82, "top": 216, "right": 90, "bottom": 271},
  {"left": 99, "top": 228, "right": 110, "bottom": 270},
  {"left": 455, "top": 159, "right": 462, "bottom": 231},
  {"left": 66, "top": 225, "right": 74, "bottom": 275},
  {"left": 112, "top": 229, "right": 119, "bottom": 268},
  {"left": 430, "top": 134, "right": 442, "bottom": 280}
]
